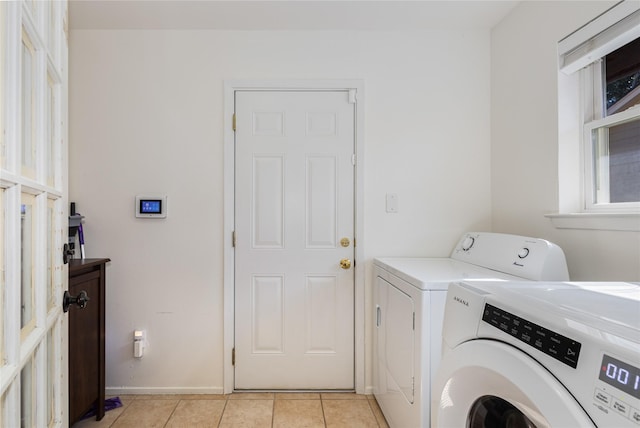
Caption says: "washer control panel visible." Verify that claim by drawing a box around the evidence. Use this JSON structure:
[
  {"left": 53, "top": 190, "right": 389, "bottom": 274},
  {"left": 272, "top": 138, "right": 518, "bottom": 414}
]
[{"left": 482, "top": 303, "right": 581, "bottom": 368}]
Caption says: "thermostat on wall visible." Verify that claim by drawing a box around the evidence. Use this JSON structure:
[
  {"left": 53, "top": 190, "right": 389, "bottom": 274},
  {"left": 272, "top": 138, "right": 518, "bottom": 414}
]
[{"left": 135, "top": 195, "right": 167, "bottom": 218}]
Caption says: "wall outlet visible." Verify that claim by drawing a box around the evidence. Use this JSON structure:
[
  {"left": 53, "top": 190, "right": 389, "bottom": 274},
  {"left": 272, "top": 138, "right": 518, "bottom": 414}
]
[{"left": 134, "top": 330, "right": 145, "bottom": 358}]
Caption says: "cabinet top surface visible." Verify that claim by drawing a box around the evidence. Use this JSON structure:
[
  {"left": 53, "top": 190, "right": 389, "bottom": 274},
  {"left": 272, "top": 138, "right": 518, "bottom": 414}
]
[{"left": 69, "top": 258, "right": 111, "bottom": 271}]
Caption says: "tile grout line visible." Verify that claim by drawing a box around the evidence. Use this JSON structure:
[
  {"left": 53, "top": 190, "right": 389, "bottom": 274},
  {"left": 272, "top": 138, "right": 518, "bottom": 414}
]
[
  {"left": 161, "top": 399, "right": 181, "bottom": 428},
  {"left": 320, "top": 397, "right": 328, "bottom": 428},
  {"left": 217, "top": 395, "right": 230, "bottom": 428},
  {"left": 271, "top": 397, "right": 275, "bottom": 428}
]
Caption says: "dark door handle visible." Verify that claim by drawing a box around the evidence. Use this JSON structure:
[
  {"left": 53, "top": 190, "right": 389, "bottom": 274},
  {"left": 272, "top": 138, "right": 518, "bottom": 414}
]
[
  {"left": 63, "top": 290, "right": 90, "bottom": 312},
  {"left": 63, "top": 243, "right": 74, "bottom": 264}
]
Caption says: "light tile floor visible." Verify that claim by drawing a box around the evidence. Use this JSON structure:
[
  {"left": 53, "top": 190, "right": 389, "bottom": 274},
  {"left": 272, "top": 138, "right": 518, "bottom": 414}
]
[{"left": 72, "top": 392, "right": 389, "bottom": 428}]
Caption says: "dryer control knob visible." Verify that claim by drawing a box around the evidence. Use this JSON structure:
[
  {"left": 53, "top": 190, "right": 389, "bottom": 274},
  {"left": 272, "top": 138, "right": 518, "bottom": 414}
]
[
  {"left": 461, "top": 236, "right": 475, "bottom": 251},
  {"left": 517, "top": 247, "right": 530, "bottom": 259}
]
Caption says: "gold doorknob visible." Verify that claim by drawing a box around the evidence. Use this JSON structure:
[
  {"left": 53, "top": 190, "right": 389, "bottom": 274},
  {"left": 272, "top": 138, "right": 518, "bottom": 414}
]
[{"left": 340, "top": 258, "right": 352, "bottom": 269}]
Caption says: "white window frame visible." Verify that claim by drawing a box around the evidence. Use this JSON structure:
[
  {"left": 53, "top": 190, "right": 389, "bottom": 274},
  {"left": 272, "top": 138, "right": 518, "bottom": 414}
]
[{"left": 550, "top": 0, "right": 640, "bottom": 231}]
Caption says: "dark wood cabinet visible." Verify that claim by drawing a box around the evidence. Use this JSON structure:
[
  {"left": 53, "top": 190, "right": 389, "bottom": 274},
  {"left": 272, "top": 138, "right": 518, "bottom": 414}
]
[{"left": 68, "top": 258, "right": 110, "bottom": 425}]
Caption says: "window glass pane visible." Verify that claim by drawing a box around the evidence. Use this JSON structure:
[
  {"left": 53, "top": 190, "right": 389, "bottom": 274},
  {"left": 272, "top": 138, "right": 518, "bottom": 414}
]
[
  {"left": 609, "top": 119, "right": 640, "bottom": 203},
  {"left": 592, "top": 118, "right": 640, "bottom": 204},
  {"left": 606, "top": 37, "right": 640, "bottom": 116},
  {"left": 21, "top": 194, "right": 35, "bottom": 334}
]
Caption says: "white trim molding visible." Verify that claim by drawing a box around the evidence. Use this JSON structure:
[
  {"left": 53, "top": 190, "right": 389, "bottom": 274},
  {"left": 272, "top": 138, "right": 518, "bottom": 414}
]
[{"left": 545, "top": 212, "right": 640, "bottom": 231}]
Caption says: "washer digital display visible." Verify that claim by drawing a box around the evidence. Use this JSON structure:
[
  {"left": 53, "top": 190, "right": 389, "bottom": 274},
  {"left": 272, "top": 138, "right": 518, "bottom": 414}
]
[{"left": 599, "top": 354, "right": 640, "bottom": 399}]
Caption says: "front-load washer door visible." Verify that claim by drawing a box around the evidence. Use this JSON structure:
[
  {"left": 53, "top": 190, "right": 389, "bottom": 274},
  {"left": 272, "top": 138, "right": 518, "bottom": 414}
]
[{"left": 432, "top": 340, "right": 595, "bottom": 428}]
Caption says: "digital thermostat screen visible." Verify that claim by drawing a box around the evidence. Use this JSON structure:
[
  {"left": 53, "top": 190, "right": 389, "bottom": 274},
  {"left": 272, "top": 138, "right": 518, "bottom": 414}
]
[
  {"left": 140, "top": 200, "right": 162, "bottom": 214},
  {"left": 599, "top": 354, "right": 640, "bottom": 399},
  {"left": 135, "top": 196, "right": 167, "bottom": 218}
]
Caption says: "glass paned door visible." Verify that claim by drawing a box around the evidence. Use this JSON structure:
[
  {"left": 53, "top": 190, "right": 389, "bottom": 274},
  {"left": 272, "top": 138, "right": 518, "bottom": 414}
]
[{"left": 0, "top": 1, "right": 69, "bottom": 427}]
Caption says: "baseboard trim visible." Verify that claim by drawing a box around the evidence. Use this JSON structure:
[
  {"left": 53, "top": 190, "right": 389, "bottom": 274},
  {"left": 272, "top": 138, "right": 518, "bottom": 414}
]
[{"left": 105, "top": 386, "right": 225, "bottom": 396}]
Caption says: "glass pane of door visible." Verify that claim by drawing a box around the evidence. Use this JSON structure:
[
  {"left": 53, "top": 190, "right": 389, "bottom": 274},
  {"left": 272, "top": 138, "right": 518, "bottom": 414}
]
[
  {"left": 0, "top": 3, "right": 5, "bottom": 170},
  {"left": 46, "top": 329, "right": 56, "bottom": 426},
  {"left": 20, "top": 357, "right": 34, "bottom": 428},
  {"left": 0, "top": 189, "right": 4, "bottom": 365},
  {"left": 21, "top": 193, "right": 35, "bottom": 337},
  {"left": 46, "top": 75, "right": 55, "bottom": 186},
  {"left": 21, "top": 31, "right": 36, "bottom": 178},
  {"left": 47, "top": 199, "right": 55, "bottom": 310}
]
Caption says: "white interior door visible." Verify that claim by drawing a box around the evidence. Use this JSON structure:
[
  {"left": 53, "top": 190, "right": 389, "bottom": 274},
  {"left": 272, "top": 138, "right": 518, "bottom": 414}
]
[
  {"left": 234, "top": 90, "right": 355, "bottom": 389},
  {"left": 1, "top": 1, "right": 69, "bottom": 426}
]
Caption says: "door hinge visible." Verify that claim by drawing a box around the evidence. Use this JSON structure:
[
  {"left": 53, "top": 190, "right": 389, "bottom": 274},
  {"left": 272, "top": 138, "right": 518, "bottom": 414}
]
[
  {"left": 232, "top": 231, "right": 236, "bottom": 247},
  {"left": 232, "top": 113, "right": 237, "bottom": 132},
  {"left": 232, "top": 348, "right": 236, "bottom": 366},
  {"left": 413, "top": 312, "right": 416, "bottom": 330},
  {"left": 351, "top": 154, "right": 356, "bottom": 166}
]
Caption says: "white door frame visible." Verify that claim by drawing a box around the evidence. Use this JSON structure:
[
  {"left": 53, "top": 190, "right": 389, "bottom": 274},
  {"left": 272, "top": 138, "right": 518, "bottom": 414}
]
[{"left": 223, "top": 79, "right": 365, "bottom": 393}]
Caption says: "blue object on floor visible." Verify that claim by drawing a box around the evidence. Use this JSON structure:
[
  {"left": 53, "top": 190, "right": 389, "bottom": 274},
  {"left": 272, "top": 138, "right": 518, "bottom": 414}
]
[{"left": 81, "top": 397, "right": 123, "bottom": 420}]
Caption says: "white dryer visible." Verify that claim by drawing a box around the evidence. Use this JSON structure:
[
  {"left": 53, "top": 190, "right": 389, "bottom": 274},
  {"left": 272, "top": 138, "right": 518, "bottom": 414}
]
[
  {"left": 373, "top": 232, "right": 570, "bottom": 428},
  {"left": 432, "top": 280, "right": 640, "bottom": 428}
]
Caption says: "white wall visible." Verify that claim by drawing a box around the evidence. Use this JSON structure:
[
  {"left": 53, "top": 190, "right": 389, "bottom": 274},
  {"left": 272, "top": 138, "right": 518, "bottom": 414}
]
[
  {"left": 69, "top": 29, "right": 492, "bottom": 392},
  {"left": 491, "top": 1, "right": 640, "bottom": 281}
]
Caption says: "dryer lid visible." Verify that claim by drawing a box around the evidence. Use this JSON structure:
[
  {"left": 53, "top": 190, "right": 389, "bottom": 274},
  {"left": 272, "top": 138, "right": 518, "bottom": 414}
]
[{"left": 374, "top": 258, "right": 522, "bottom": 291}]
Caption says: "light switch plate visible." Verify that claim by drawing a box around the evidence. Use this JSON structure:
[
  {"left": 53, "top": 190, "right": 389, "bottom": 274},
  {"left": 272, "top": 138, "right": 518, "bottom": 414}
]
[{"left": 386, "top": 193, "right": 398, "bottom": 213}]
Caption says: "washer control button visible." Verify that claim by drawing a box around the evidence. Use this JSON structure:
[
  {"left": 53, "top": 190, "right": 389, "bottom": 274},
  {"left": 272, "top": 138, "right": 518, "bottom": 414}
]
[
  {"left": 517, "top": 247, "right": 530, "bottom": 259},
  {"left": 594, "top": 388, "right": 611, "bottom": 406}
]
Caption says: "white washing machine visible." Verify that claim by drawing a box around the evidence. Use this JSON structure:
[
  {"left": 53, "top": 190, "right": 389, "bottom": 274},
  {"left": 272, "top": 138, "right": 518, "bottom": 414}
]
[
  {"left": 432, "top": 280, "right": 640, "bottom": 427},
  {"left": 373, "top": 232, "right": 570, "bottom": 428}
]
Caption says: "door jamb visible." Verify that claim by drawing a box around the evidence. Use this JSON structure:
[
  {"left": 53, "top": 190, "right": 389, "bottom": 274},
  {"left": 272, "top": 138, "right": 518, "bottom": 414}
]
[{"left": 223, "top": 79, "right": 365, "bottom": 393}]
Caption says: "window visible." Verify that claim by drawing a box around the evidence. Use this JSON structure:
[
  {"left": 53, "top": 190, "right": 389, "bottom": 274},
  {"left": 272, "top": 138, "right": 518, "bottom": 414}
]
[
  {"left": 584, "top": 37, "right": 640, "bottom": 211},
  {"left": 558, "top": 1, "right": 640, "bottom": 216}
]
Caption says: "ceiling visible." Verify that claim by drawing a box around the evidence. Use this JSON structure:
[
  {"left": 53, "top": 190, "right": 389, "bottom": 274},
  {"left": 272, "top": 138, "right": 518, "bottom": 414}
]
[{"left": 69, "top": 0, "right": 520, "bottom": 31}]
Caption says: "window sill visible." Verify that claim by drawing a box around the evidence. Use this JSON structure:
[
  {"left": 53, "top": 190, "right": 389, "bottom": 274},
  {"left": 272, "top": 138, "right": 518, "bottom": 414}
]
[{"left": 545, "top": 212, "right": 640, "bottom": 231}]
